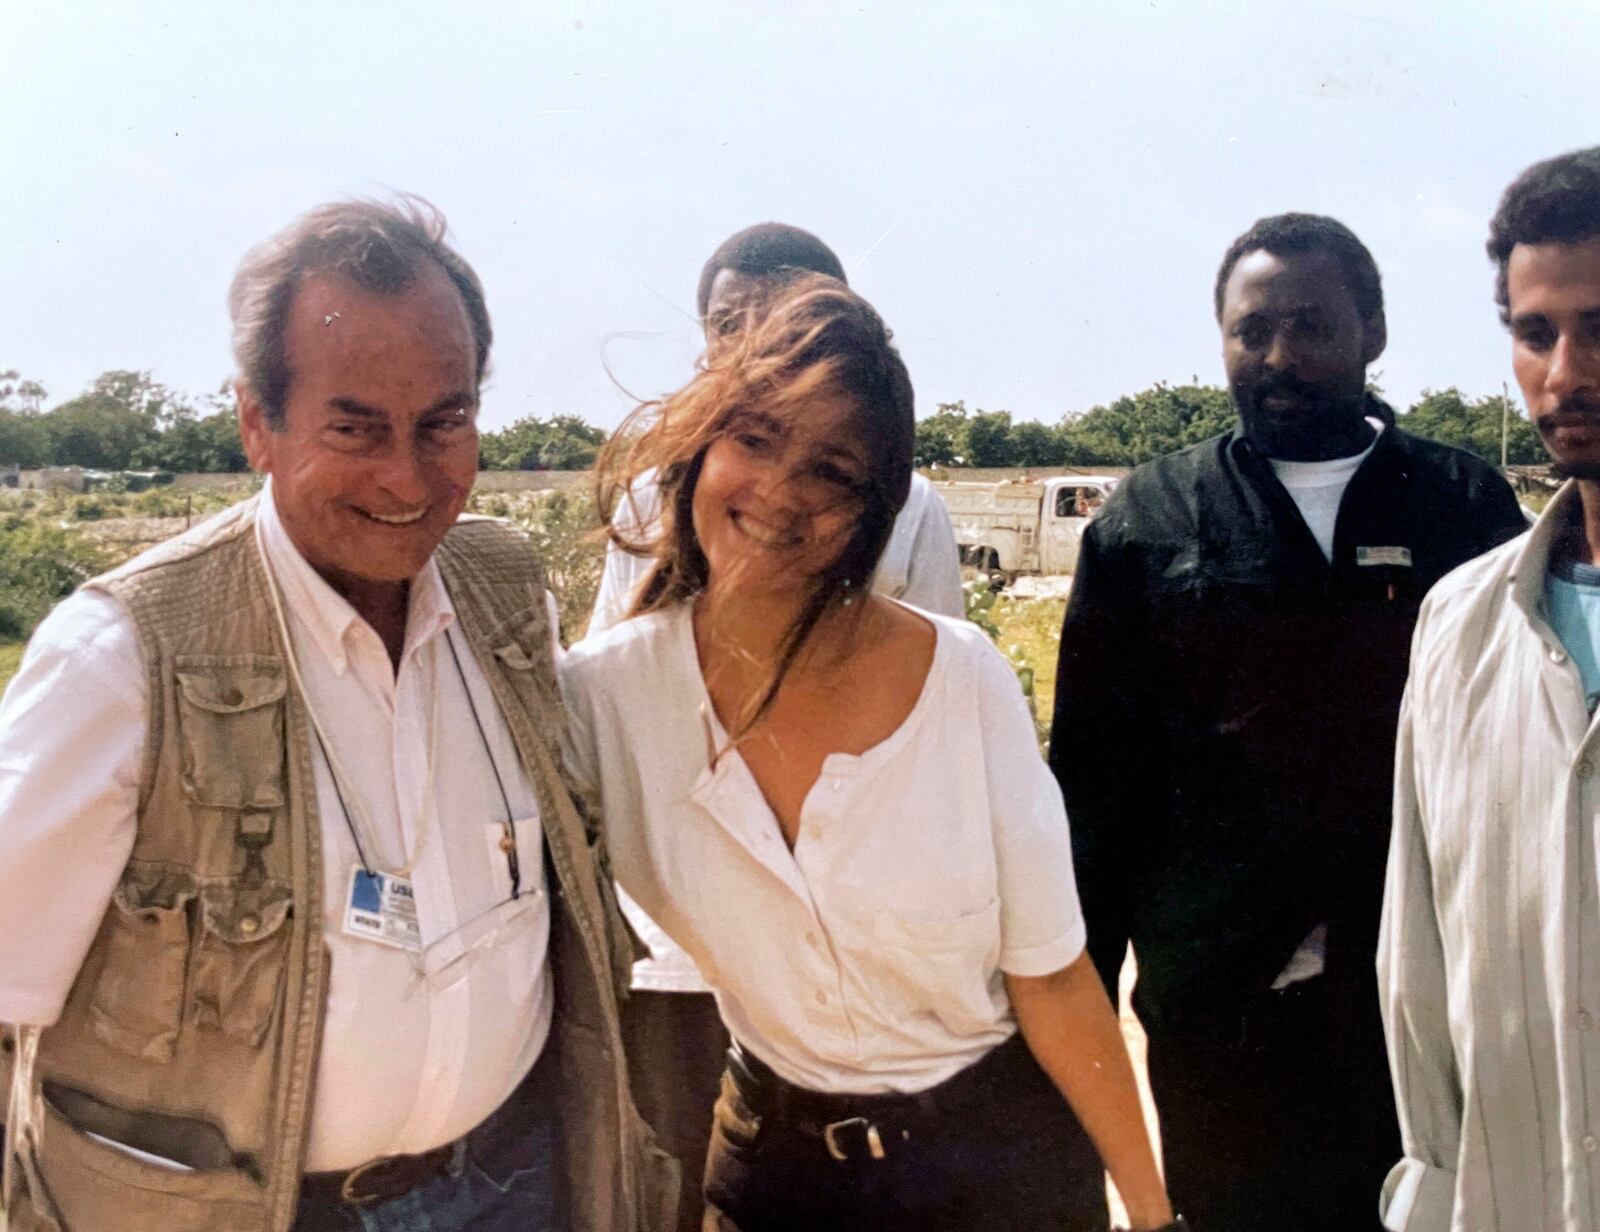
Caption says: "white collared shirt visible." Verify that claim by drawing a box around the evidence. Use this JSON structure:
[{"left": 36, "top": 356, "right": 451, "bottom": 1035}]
[
  {"left": 587, "top": 470, "right": 966, "bottom": 994},
  {"left": 560, "top": 602, "right": 1085, "bottom": 1094},
  {"left": 1380, "top": 482, "right": 1600, "bottom": 1231},
  {"left": 0, "top": 485, "right": 552, "bottom": 1170}
]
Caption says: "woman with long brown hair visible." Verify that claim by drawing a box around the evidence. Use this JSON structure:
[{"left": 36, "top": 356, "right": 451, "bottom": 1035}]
[{"left": 559, "top": 277, "right": 1179, "bottom": 1231}]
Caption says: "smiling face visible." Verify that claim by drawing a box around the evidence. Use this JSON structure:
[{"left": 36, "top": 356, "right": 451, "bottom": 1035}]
[
  {"left": 1220, "top": 248, "right": 1384, "bottom": 460},
  {"left": 690, "top": 393, "right": 870, "bottom": 602},
  {"left": 238, "top": 264, "right": 479, "bottom": 592},
  {"left": 1506, "top": 236, "right": 1600, "bottom": 479}
]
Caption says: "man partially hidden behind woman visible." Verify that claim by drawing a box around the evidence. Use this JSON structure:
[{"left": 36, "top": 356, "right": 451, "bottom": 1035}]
[{"left": 558, "top": 275, "right": 1181, "bottom": 1231}]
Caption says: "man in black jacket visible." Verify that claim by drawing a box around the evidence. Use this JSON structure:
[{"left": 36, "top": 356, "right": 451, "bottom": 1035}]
[{"left": 1049, "top": 214, "right": 1527, "bottom": 1231}]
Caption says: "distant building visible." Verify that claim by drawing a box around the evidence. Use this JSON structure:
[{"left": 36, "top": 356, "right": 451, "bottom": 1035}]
[{"left": 16, "top": 467, "right": 87, "bottom": 492}]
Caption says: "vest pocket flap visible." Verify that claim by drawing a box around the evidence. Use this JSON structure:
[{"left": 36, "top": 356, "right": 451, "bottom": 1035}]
[
  {"left": 191, "top": 886, "right": 292, "bottom": 1048},
  {"left": 174, "top": 661, "right": 287, "bottom": 714},
  {"left": 90, "top": 877, "right": 196, "bottom": 1063},
  {"left": 197, "top": 886, "right": 292, "bottom": 945},
  {"left": 173, "top": 658, "right": 287, "bottom": 810}
]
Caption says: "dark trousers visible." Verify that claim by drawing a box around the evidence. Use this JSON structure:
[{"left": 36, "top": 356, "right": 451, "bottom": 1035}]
[
  {"left": 1147, "top": 980, "right": 1398, "bottom": 1232},
  {"left": 702, "top": 1034, "right": 1106, "bottom": 1232},
  {"left": 620, "top": 989, "right": 730, "bottom": 1232}
]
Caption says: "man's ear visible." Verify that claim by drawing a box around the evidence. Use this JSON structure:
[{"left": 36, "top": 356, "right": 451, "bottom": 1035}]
[
  {"left": 235, "top": 382, "right": 274, "bottom": 474},
  {"left": 1361, "top": 310, "right": 1388, "bottom": 367}
]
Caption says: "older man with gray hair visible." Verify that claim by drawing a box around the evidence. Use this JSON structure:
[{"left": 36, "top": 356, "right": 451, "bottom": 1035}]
[{"left": 0, "top": 197, "right": 674, "bottom": 1232}]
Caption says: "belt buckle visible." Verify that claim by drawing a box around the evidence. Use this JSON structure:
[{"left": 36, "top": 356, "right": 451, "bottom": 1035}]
[
  {"left": 339, "top": 1156, "right": 403, "bottom": 1207},
  {"left": 822, "top": 1116, "right": 886, "bottom": 1162}
]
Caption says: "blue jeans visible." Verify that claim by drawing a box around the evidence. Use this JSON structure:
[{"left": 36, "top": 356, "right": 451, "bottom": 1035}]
[{"left": 293, "top": 1050, "right": 562, "bottom": 1232}]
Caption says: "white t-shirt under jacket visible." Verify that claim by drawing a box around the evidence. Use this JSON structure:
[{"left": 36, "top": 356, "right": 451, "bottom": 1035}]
[
  {"left": 559, "top": 601, "right": 1086, "bottom": 1095},
  {"left": 0, "top": 487, "right": 554, "bottom": 1171}
]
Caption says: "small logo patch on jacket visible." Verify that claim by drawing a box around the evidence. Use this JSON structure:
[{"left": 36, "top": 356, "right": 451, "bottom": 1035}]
[{"left": 1357, "top": 546, "right": 1413, "bottom": 567}]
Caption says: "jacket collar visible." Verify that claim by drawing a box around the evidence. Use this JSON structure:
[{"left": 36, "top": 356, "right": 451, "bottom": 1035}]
[
  {"left": 1226, "top": 393, "right": 1401, "bottom": 473},
  {"left": 1510, "top": 480, "right": 1579, "bottom": 621}
]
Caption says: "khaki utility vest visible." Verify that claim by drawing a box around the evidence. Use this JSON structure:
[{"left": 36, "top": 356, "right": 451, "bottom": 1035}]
[{"left": 0, "top": 497, "right": 676, "bottom": 1232}]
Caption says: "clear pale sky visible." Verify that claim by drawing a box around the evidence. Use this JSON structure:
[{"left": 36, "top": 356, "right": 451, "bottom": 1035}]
[{"left": 2, "top": 1, "right": 1596, "bottom": 432}]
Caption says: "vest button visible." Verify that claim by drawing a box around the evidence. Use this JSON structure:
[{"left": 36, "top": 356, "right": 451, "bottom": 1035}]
[{"left": 239, "top": 914, "right": 260, "bottom": 936}]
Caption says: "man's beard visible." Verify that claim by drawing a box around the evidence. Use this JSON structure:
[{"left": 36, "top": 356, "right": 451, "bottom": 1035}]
[
  {"left": 1541, "top": 394, "right": 1600, "bottom": 479},
  {"left": 1236, "top": 373, "right": 1368, "bottom": 459}
]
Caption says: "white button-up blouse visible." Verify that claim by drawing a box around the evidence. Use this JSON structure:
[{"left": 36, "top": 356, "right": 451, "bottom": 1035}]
[{"left": 559, "top": 601, "right": 1085, "bottom": 1095}]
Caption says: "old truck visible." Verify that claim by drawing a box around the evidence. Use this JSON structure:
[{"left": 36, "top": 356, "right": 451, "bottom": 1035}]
[{"left": 932, "top": 474, "right": 1121, "bottom": 579}]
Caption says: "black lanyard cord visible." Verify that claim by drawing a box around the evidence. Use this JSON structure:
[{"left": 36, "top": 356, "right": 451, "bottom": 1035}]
[{"left": 444, "top": 626, "right": 522, "bottom": 900}]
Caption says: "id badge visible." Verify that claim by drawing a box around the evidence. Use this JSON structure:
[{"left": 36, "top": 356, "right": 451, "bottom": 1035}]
[{"left": 343, "top": 866, "right": 422, "bottom": 952}]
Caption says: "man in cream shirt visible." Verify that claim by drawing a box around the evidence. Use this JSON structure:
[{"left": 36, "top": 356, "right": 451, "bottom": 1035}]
[
  {"left": 0, "top": 199, "right": 665, "bottom": 1231},
  {"left": 1381, "top": 145, "right": 1600, "bottom": 1231}
]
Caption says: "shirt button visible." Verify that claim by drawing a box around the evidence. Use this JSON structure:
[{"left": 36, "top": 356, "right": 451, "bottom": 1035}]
[
  {"left": 1582, "top": 760, "right": 1595, "bottom": 781},
  {"left": 1581, "top": 1010, "right": 1595, "bottom": 1031},
  {"left": 1553, "top": 647, "right": 1570, "bottom": 664},
  {"left": 1585, "top": 1135, "right": 1598, "bottom": 1154},
  {"left": 238, "top": 914, "right": 260, "bottom": 936},
  {"left": 806, "top": 932, "right": 820, "bottom": 948},
  {"left": 814, "top": 989, "right": 828, "bottom": 1006},
  {"left": 830, "top": 779, "right": 842, "bottom": 792}
]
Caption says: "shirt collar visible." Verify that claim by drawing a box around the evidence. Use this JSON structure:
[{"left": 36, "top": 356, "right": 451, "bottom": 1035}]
[
  {"left": 255, "top": 478, "right": 456, "bottom": 676},
  {"left": 1510, "top": 479, "right": 1579, "bottom": 621}
]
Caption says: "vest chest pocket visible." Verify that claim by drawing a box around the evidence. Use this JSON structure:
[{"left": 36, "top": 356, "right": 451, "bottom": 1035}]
[
  {"left": 189, "top": 885, "right": 292, "bottom": 1047},
  {"left": 89, "top": 877, "right": 196, "bottom": 1063},
  {"left": 173, "top": 658, "right": 287, "bottom": 810}
]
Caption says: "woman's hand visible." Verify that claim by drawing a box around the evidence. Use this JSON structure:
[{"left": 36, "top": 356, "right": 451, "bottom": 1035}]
[{"left": 1005, "top": 951, "right": 1174, "bottom": 1231}]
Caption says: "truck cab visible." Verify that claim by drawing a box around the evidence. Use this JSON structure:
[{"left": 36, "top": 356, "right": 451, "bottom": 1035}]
[{"left": 936, "top": 474, "right": 1119, "bottom": 581}]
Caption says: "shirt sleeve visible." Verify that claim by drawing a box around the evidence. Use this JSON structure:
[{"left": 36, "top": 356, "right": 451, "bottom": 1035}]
[
  {"left": 972, "top": 637, "right": 1087, "bottom": 977},
  {"left": 587, "top": 477, "right": 661, "bottom": 638},
  {"left": 0, "top": 590, "right": 145, "bottom": 1026},
  {"left": 1377, "top": 622, "right": 1462, "bottom": 1232},
  {"left": 1047, "top": 519, "right": 1161, "bottom": 997},
  {"left": 897, "top": 488, "right": 965, "bottom": 618}
]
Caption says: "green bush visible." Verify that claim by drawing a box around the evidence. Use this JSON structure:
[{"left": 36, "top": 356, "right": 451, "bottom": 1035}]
[
  {"left": 70, "top": 495, "right": 110, "bottom": 521},
  {"left": 502, "top": 490, "right": 605, "bottom": 644},
  {"left": 0, "top": 520, "right": 105, "bottom": 640}
]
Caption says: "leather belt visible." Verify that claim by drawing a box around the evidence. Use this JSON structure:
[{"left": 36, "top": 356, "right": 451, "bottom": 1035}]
[
  {"left": 300, "top": 1142, "right": 457, "bottom": 1209},
  {"left": 724, "top": 1033, "right": 1030, "bottom": 1162}
]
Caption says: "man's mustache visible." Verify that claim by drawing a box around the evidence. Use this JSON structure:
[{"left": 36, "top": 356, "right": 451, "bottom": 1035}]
[
  {"left": 1544, "top": 395, "right": 1600, "bottom": 424},
  {"left": 1249, "top": 374, "right": 1321, "bottom": 406}
]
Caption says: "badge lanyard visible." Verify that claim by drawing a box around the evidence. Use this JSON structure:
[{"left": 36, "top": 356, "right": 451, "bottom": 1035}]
[
  {"left": 257, "top": 533, "right": 440, "bottom": 880},
  {"left": 442, "top": 627, "right": 522, "bottom": 900},
  {"left": 256, "top": 532, "right": 522, "bottom": 897}
]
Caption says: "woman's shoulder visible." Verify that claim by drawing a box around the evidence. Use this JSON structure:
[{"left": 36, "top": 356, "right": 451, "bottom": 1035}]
[
  {"left": 907, "top": 605, "right": 1033, "bottom": 709},
  {"left": 561, "top": 601, "right": 690, "bottom": 692}
]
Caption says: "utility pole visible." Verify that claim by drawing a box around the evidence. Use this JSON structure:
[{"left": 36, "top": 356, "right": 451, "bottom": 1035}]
[{"left": 1501, "top": 381, "right": 1511, "bottom": 472}]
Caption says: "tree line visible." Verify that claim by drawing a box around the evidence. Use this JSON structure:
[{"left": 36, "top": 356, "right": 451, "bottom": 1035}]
[
  {"left": 913, "top": 385, "right": 1544, "bottom": 469},
  {"left": 0, "top": 369, "right": 611, "bottom": 474},
  {"left": 1, "top": 368, "right": 1544, "bottom": 475}
]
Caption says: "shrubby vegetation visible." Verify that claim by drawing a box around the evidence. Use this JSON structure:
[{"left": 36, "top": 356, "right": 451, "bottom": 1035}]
[
  {"left": 4, "top": 365, "right": 1546, "bottom": 479},
  {"left": 1, "top": 368, "right": 612, "bottom": 474},
  {"left": 914, "top": 384, "right": 1545, "bottom": 469},
  {"left": 0, "top": 514, "right": 105, "bottom": 640}
]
